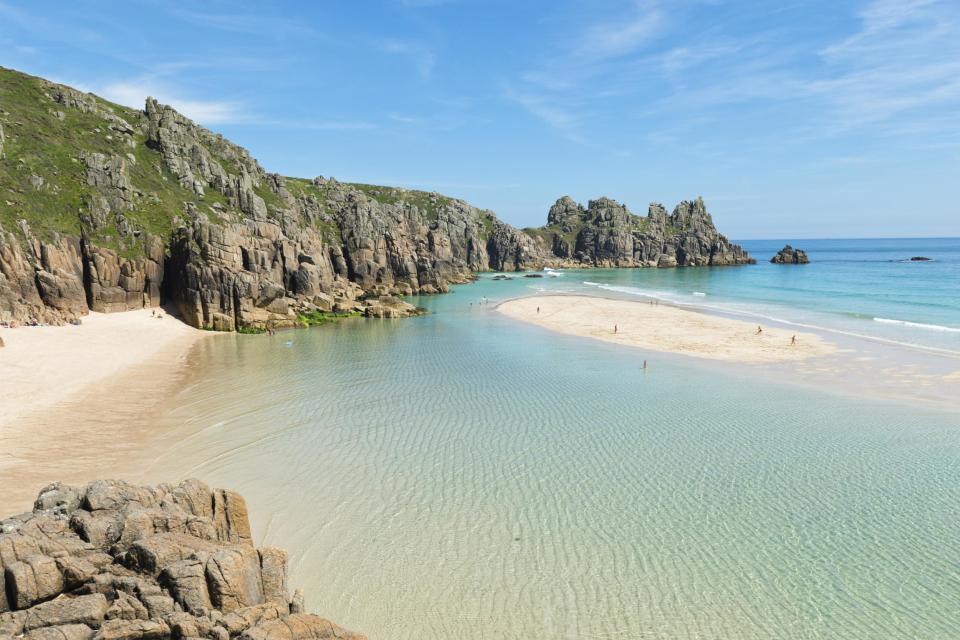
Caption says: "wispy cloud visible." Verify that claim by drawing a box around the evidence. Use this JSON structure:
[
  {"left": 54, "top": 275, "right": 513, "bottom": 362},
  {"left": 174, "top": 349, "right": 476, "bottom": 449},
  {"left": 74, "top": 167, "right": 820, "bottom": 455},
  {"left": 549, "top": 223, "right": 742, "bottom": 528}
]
[
  {"left": 502, "top": 87, "right": 584, "bottom": 143},
  {"left": 504, "top": 0, "right": 667, "bottom": 142},
  {"left": 506, "top": 0, "right": 960, "bottom": 155},
  {"left": 171, "top": 9, "right": 318, "bottom": 38},
  {"left": 377, "top": 38, "right": 436, "bottom": 78},
  {"left": 99, "top": 80, "right": 245, "bottom": 125},
  {"left": 575, "top": 1, "right": 663, "bottom": 60}
]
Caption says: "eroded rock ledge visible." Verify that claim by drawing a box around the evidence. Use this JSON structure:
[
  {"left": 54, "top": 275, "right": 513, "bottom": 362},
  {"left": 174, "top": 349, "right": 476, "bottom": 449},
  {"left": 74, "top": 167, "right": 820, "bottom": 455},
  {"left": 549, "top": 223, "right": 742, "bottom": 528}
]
[{"left": 0, "top": 480, "right": 365, "bottom": 640}]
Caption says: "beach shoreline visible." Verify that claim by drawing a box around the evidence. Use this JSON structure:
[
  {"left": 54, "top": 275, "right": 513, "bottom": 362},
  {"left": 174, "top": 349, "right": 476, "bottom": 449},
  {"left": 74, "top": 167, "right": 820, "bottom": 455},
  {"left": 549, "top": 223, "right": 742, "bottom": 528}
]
[
  {"left": 0, "top": 308, "right": 212, "bottom": 513},
  {"left": 497, "top": 294, "right": 835, "bottom": 364},
  {"left": 496, "top": 293, "right": 960, "bottom": 410}
]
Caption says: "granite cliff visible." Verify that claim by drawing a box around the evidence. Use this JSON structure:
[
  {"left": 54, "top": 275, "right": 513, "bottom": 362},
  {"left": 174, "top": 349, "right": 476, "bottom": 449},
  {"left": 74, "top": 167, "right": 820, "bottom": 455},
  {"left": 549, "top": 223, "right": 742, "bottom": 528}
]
[
  {"left": 0, "top": 67, "right": 542, "bottom": 329},
  {"left": 528, "top": 196, "right": 754, "bottom": 268},
  {"left": 0, "top": 479, "right": 364, "bottom": 639},
  {"left": 0, "top": 66, "right": 752, "bottom": 331}
]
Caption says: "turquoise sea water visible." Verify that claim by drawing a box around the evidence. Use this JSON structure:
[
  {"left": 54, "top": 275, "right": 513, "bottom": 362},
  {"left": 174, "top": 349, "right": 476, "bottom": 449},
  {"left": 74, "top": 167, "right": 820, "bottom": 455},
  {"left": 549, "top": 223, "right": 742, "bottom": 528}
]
[{"left": 141, "top": 238, "right": 960, "bottom": 639}]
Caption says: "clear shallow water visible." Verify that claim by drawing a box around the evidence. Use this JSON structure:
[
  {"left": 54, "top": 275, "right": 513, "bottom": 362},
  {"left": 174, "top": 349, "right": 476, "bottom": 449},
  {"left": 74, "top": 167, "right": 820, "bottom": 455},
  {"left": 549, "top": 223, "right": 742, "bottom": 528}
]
[{"left": 139, "top": 239, "right": 960, "bottom": 639}]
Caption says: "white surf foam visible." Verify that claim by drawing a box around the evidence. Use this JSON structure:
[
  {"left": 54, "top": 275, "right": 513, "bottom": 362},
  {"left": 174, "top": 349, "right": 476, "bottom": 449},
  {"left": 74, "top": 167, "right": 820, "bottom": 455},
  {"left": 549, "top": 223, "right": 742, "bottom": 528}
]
[
  {"left": 873, "top": 318, "right": 960, "bottom": 333},
  {"left": 578, "top": 281, "right": 960, "bottom": 357}
]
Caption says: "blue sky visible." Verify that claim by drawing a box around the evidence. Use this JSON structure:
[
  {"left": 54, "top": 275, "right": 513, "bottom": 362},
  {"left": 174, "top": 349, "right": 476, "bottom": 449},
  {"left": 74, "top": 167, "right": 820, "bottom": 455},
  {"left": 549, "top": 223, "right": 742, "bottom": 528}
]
[{"left": 2, "top": 0, "right": 958, "bottom": 238}]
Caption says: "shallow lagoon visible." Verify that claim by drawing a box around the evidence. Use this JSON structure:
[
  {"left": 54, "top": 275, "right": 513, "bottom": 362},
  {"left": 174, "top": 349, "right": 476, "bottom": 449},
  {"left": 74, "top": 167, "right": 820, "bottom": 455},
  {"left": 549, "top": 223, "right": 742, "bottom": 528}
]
[{"left": 139, "top": 245, "right": 960, "bottom": 639}]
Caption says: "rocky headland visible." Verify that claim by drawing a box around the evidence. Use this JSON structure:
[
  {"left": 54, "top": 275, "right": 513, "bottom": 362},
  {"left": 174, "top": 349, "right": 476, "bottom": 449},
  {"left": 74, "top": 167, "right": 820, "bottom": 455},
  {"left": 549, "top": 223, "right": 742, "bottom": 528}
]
[
  {"left": 528, "top": 196, "right": 754, "bottom": 268},
  {"left": 0, "top": 66, "right": 752, "bottom": 331},
  {"left": 0, "top": 479, "right": 364, "bottom": 640},
  {"left": 770, "top": 245, "right": 809, "bottom": 264}
]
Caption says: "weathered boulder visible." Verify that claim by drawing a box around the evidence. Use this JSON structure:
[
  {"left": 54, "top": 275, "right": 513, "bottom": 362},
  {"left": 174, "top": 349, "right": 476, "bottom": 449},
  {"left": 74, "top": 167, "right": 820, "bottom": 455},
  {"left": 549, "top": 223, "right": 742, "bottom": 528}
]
[
  {"left": 0, "top": 480, "right": 366, "bottom": 639},
  {"left": 23, "top": 594, "right": 110, "bottom": 631},
  {"left": 158, "top": 557, "right": 212, "bottom": 613},
  {"left": 770, "top": 244, "right": 809, "bottom": 264},
  {"left": 24, "top": 623, "right": 95, "bottom": 640},
  {"left": 92, "top": 618, "right": 169, "bottom": 640},
  {"left": 5, "top": 554, "right": 66, "bottom": 608},
  {"left": 239, "top": 614, "right": 366, "bottom": 640},
  {"left": 205, "top": 545, "right": 265, "bottom": 613}
]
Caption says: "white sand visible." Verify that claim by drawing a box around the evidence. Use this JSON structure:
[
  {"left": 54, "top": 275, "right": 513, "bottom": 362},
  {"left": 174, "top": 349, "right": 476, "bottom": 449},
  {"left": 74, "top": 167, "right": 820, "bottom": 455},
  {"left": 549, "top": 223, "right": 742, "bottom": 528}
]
[
  {"left": 498, "top": 295, "right": 836, "bottom": 364},
  {"left": 0, "top": 309, "right": 209, "bottom": 430}
]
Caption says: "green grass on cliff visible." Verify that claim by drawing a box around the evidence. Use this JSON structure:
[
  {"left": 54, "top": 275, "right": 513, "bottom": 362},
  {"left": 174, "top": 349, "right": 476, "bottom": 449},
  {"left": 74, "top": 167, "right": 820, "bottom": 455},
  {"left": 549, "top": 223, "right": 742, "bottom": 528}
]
[
  {"left": 347, "top": 183, "right": 452, "bottom": 221},
  {"left": 0, "top": 66, "right": 492, "bottom": 261},
  {"left": 524, "top": 224, "right": 580, "bottom": 249},
  {"left": 0, "top": 67, "right": 210, "bottom": 255},
  {"left": 1, "top": 69, "right": 108, "bottom": 239}
]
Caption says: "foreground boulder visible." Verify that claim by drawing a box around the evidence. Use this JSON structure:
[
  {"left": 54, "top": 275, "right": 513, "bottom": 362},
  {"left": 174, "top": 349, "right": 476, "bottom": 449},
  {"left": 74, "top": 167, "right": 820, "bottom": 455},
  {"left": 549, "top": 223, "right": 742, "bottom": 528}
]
[
  {"left": 0, "top": 480, "right": 365, "bottom": 639},
  {"left": 770, "top": 244, "right": 809, "bottom": 264}
]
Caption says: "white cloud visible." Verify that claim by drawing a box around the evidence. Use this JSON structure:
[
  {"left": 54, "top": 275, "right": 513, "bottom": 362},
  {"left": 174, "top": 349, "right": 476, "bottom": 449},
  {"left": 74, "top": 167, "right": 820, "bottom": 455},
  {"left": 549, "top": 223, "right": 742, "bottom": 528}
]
[
  {"left": 575, "top": 1, "right": 663, "bottom": 60},
  {"left": 378, "top": 38, "right": 436, "bottom": 78},
  {"left": 502, "top": 87, "right": 583, "bottom": 143},
  {"left": 99, "top": 81, "right": 245, "bottom": 125}
]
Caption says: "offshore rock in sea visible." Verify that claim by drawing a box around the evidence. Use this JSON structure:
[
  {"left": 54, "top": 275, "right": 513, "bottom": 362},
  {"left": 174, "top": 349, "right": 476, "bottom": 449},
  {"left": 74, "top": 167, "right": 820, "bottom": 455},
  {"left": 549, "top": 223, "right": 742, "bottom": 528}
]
[
  {"left": 0, "top": 479, "right": 366, "bottom": 640},
  {"left": 770, "top": 245, "right": 810, "bottom": 264}
]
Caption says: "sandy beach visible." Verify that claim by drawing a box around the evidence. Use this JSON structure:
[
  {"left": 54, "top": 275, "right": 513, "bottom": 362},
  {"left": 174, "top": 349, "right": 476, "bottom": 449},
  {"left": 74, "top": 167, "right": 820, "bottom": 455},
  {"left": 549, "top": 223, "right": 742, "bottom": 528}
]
[
  {"left": 0, "top": 309, "right": 211, "bottom": 512},
  {"left": 498, "top": 295, "right": 836, "bottom": 364}
]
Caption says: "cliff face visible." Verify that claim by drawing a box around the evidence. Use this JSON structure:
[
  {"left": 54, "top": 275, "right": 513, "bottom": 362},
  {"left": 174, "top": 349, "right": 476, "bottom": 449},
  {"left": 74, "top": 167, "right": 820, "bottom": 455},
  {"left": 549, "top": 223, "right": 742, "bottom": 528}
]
[
  {"left": 0, "top": 479, "right": 365, "bottom": 639},
  {"left": 528, "top": 196, "right": 754, "bottom": 268},
  {"left": 0, "top": 67, "right": 544, "bottom": 329},
  {"left": 1, "top": 67, "right": 752, "bottom": 330}
]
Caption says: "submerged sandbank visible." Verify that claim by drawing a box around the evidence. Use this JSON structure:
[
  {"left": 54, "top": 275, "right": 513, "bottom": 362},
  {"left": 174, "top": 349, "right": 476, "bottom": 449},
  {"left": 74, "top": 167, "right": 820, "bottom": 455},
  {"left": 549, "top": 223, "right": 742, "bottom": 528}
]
[{"left": 497, "top": 295, "right": 835, "bottom": 364}]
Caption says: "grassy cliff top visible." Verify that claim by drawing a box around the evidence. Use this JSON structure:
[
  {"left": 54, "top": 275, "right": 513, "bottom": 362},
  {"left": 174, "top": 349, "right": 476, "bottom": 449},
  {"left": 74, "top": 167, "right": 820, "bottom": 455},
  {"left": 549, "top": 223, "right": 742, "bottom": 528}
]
[{"left": 0, "top": 66, "right": 494, "bottom": 256}]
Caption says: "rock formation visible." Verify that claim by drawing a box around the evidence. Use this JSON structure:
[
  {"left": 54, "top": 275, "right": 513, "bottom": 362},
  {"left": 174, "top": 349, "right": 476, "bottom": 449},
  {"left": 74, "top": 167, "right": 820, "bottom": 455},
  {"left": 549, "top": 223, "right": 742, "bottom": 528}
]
[
  {"left": 0, "top": 479, "right": 365, "bottom": 640},
  {"left": 0, "top": 67, "right": 542, "bottom": 329},
  {"left": 1, "top": 66, "right": 753, "bottom": 331},
  {"left": 527, "top": 196, "right": 754, "bottom": 268},
  {"left": 770, "top": 245, "right": 809, "bottom": 264}
]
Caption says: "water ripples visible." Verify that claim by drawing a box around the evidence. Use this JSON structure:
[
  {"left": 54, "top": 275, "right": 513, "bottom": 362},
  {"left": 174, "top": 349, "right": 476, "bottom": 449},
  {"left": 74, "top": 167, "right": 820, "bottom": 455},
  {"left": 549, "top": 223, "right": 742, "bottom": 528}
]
[{"left": 138, "top": 307, "right": 960, "bottom": 639}]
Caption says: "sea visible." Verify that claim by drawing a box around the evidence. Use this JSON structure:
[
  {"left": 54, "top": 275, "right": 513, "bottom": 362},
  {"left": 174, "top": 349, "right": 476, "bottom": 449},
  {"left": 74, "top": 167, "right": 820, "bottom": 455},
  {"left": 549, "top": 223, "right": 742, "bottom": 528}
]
[{"left": 139, "top": 238, "right": 960, "bottom": 639}]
